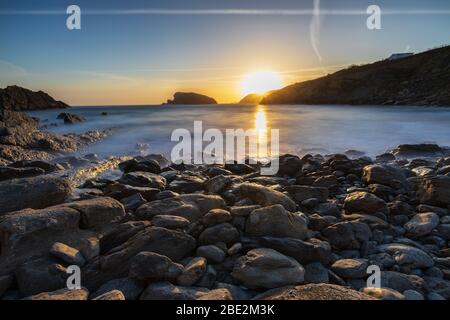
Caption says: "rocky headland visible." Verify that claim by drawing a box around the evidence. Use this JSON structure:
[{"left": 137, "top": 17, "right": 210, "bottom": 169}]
[
  {"left": 261, "top": 46, "right": 450, "bottom": 106},
  {"left": 0, "top": 85, "right": 69, "bottom": 111},
  {"left": 164, "top": 92, "right": 218, "bottom": 105},
  {"left": 1, "top": 143, "right": 450, "bottom": 300}
]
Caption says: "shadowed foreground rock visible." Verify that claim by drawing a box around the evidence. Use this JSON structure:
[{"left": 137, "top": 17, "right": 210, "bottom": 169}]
[{"left": 253, "top": 284, "right": 376, "bottom": 300}]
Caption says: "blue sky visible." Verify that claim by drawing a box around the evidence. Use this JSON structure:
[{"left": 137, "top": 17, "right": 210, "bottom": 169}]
[{"left": 0, "top": 0, "right": 449, "bottom": 105}]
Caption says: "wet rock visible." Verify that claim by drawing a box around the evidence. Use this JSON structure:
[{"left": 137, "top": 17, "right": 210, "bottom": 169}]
[
  {"left": 438, "top": 224, "right": 450, "bottom": 240},
  {"left": 362, "top": 287, "right": 405, "bottom": 300},
  {"left": 50, "top": 242, "right": 86, "bottom": 266},
  {"left": 253, "top": 283, "right": 376, "bottom": 300},
  {"left": 227, "top": 243, "right": 242, "bottom": 256},
  {"left": 202, "top": 208, "right": 232, "bottom": 226},
  {"left": 314, "top": 202, "right": 341, "bottom": 217},
  {"left": 151, "top": 215, "right": 190, "bottom": 229},
  {"left": 206, "top": 166, "right": 233, "bottom": 177},
  {"left": 245, "top": 205, "right": 309, "bottom": 240},
  {"left": 135, "top": 194, "right": 226, "bottom": 222},
  {"left": 92, "top": 289, "right": 125, "bottom": 300},
  {"left": 197, "top": 288, "right": 232, "bottom": 300},
  {"left": 232, "top": 248, "right": 305, "bottom": 289},
  {"left": 23, "top": 288, "right": 89, "bottom": 300},
  {"left": 177, "top": 257, "right": 207, "bottom": 286},
  {"left": 90, "top": 277, "right": 144, "bottom": 300},
  {"left": 415, "top": 176, "right": 450, "bottom": 206},
  {"left": 57, "top": 112, "right": 85, "bottom": 124},
  {"left": 119, "top": 172, "right": 166, "bottom": 189},
  {"left": 140, "top": 281, "right": 209, "bottom": 300},
  {"left": 388, "top": 200, "right": 414, "bottom": 216},
  {"left": 379, "top": 243, "right": 434, "bottom": 269},
  {"left": 331, "top": 259, "right": 369, "bottom": 279},
  {"left": 277, "top": 155, "right": 303, "bottom": 176},
  {"left": 236, "top": 183, "right": 296, "bottom": 211},
  {"left": 344, "top": 191, "right": 388, "bottom": 214},
  {"left": 129, "top": 252, "right": 183, "bottom": 281},
  {"left": 362, "top": 164, "right": 407, "bottom": 189},
  {"left": 0, "top": 175, "right": 71, "bottom": 214},
  {"left": 286, "top": 185, "right": 329, "bottom": 203},
  {"left": 404, "top": 212, "right": 439, "bottom": 237},
  {"left": 10, "top": 160, "right": 63, "bottom": 173},
  {"left": 199, "top": 223, "right": 240, "bottom": 246},
  {"left": 224, "top": 163, "right": 255, "bottom": 174},
  {"left": 196, "top": 245, "right": 226, "bottom": 264},
  {"left": 313, "top": 175, "right": 338, "bottom": 189}
]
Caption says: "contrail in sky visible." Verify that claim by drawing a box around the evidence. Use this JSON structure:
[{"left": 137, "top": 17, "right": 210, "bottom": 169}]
[
  {"left": 310, "top": 0, "right": 323, "bottom": 65},
  {"left": 1, "top": 9, "right": 450, "bottom": 15}
]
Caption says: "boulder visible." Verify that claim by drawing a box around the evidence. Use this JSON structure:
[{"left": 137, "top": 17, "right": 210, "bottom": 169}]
[
  {"left": 63, "top": 197, "right": 125, "bottom": 229},
  {"left": 362, "top": 165, "right": 407, "bottom": 188},
  {"left": 322, "top": 221, "right": 372, "bottom": 250},
  {"left": 304, "top": 262, "right": 330, "bottom": 283},
  {"left": 118, "top": 172, "right": 166, "bottom": 189},
  {"left": 0, "top": 166, "right": 45, "bottom": 181},
  {"left": 415, "top": 176, "right": 450, "bottom": 206},
  {"left": 135, "top": 194, "right": 226, "bottom": 222},
  {"left": 253, "top": 284, "right": 376, "bottom": 300},
  {"left": 245, "top": 205, "right": 309, "bottom": 240},
  {"left": 286, "top": 185, "right": 329, "bottom": 203},
  {"left": 197, "top": 288, "right": 233, "bottom": 300},
  {"left": 92, "top": 290, "right": 125, "bottom": 300},
  {"left": 151, "top": 215, "right": 190, "bottom": 229},
  {"left": 344, "top": 191, "right": 388, "bottom": 214},
  {"left": 0, "top": 175, "right": 71, "bottom": 214},
  {"left": 259, "top": 237, "right": 333, "bottom": 266},
  {"left": 99, "top": 221, "right": 151, "bottom": 254},
  {"left": 23, "top": 288, "right": 89, "bottom": 300},
  {"left": 404, "top": 212, "right": 439, "bottom": 237},
  {"left": 84, "top": 227, "right": 196, "bottom": 289},
  {"left": 140, "top": 281, "right": 209, "bottom": 300},
  {"left": 378, "top": 244, "right": 434, "bottom": 269},
  {"left": 231, "top": 248, "right": 305, "bottom": 289},
  {"left": 198, "top": 223, "right": 240, "bottom": 246},
  {"left": 129, "top": 252, "right": 183, "bottom": 281},
  {"left": 331, "top": 259, "right": 369, "bottom": 279},
  {"left": 236, "top": 183, "right": 296, "bottom": 211},
  {"left": 362, "top": 287, "right": 405, "bottom": 300},
  {"left": 380, "top": 271, "right": 424, "bottom": 292},
  {"left": 196, "top": 245, "right": 226, "bottom": 264},
  {"left": 177, "top": 257, "right": 207, "bottom": 286},
  {"left": 204, "top": 174, "right": 233, "bottom": 194},
  {"left": 202, "top": 208, "right": 232, "bottom": 226},
  {"left": 89, "top": 277, "right": 144, "bottom": 300},
  {"left": 50, "top": 242, "right": 86, "bottom": 266}
]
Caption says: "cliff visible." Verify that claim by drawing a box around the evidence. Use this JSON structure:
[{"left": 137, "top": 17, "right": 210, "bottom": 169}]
[
  {"left": 261, "top": 46, "right": 450, "bottom": 106},
  {"left": 0, "top": 85, "right": 69, "bottom": 111}
]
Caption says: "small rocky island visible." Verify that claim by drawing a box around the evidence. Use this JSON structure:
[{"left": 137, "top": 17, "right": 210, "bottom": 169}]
[
  {"left": 164, "top": 92, "right": 218, "bottom": 105},
  {"left": 239, "top": 93, "right": 265, "bottom": 105}
]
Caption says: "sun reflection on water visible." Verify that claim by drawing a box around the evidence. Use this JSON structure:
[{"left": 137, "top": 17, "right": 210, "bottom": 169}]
[{"left": 255, "top": 106, "right": 269, "bottom": 159}]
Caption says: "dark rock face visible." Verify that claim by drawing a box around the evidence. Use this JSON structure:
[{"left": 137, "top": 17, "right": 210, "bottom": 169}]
[
  {"left": 0, "top": 85, "right": 68, "bottom": 110},
  {"left": 0, "top": 175, "right": 72, "bottom": 214},
  {"left": 253, "top": 284, "right": 376, "bottom": 300},
  {"left": 239, "top": 93, "right": 264, "bottom": 105},
  {"left": 164, "top": 92, "right": 217, "bottom": 105},
  {"left": 261, "top": 46, "right": 450, "bottom": 106},
  {"left": 57, "top": 112, "right": 85, "bottom": 124}
]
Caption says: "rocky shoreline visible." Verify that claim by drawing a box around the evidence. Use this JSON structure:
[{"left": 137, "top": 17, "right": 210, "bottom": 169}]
[{"left": 1, "top": 140, "right": 450, "bottom": 300}]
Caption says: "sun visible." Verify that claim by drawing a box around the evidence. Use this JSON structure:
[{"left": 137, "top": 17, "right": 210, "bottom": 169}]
[{"left": 240, "top": 70, "right": 283, "bottom": 96}]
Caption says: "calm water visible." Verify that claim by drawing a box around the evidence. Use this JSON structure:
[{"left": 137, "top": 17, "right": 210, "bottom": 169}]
[{"left": 28, "top": 104, "right": 450, "bottom": 159}]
